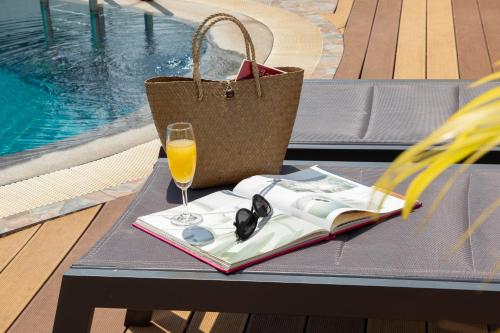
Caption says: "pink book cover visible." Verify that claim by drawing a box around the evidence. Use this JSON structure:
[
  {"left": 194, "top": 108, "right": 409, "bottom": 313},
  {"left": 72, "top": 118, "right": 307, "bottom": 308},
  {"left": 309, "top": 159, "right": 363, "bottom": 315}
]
[
  {"left": 235, "top": 59, "right": 286, "bottom": 81},
  {"left": 132, "top": 201, "right": 421, "bottom": 274}
]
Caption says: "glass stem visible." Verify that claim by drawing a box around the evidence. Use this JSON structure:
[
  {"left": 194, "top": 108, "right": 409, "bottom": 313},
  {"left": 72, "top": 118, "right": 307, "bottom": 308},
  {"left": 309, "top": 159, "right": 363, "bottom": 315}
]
[{"left": 181, "top": 188, "right": 189, "bottom": 216}]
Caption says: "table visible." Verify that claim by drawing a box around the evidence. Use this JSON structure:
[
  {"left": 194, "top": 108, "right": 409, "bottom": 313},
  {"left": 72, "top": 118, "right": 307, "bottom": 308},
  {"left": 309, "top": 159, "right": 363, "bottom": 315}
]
[{"left": 53, "top": 160, "right": 500, "bottom": 333}]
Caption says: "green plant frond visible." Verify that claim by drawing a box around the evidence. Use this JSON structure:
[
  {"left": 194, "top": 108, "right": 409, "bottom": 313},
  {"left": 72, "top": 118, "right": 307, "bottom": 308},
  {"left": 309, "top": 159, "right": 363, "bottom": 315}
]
[{"left": 449, "top": 197, "right": 500, "bottom": 256}]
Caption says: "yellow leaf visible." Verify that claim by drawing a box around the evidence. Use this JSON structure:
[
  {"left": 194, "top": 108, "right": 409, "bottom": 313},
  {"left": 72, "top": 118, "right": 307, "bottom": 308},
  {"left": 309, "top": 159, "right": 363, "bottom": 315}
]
[
  {"left": 469, "top": 72, "right": 500, "bottom": 87},
  {"left": 374, "top": 75, "right": 500, "bottom": 220}
]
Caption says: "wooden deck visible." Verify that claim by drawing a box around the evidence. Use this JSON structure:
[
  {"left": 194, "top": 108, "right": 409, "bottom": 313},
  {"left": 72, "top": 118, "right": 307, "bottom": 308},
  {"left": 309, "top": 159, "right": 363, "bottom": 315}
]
[
  {"left": 1, "top": 198, "right": 498, "bottom": 333},
  {"left": 332, "top": 0, "right": 500, "bottom": 79}
]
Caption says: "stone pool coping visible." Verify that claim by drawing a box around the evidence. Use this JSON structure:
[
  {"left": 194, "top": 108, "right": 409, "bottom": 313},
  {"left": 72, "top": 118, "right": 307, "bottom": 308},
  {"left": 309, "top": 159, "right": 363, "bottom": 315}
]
[
  {"left": 0, "top": 140, "right": 161, "bottom": 235},
  {"left": 0, "top": 122, "right": 157, "bottom": 186}
]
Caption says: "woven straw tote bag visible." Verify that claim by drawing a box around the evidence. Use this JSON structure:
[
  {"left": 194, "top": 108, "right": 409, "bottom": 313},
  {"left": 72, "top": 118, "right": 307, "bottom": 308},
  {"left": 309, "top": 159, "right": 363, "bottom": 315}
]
[{"left": 145, "top": 13, "right": 304, "bottom": 188}]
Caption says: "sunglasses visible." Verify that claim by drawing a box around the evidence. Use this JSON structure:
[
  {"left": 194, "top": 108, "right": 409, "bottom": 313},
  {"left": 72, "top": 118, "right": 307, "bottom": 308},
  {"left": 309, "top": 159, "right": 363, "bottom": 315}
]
[{"left": 234, "top": 194, "right": 273, "bottom": 241}]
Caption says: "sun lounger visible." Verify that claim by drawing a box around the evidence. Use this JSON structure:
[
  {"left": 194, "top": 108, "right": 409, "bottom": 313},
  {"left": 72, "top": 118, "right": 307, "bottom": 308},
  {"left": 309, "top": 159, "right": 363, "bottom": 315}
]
[
  {"left": 288, "top": 80, "right": 500, "bottom": 162},
  {"left": 53, "top": 159, "right": 500, "bottom": 333}
]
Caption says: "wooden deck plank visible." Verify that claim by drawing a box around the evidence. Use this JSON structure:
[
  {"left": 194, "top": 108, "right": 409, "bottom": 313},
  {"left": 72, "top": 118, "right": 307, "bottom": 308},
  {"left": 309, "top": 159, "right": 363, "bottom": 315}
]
[
  {"left": 477, "top": 0, "right": 500, "bottom": 68},
  {"left": 127, "top": 310, "right": 191, "bottom": 333},
  {"left": 452, "top": 0, "right": 492, "bottom": 79},
  {"left": 367, "top": 319, "right": 426, "bottom": 333},
  {"left": 186, "top": 312, "right": 248, "bottom": 333},
  {"left": 428, "top": 320, "right": 489, "bottom": 333},
  {"left": 323, "top": 0, "right": 355, "bottom": 33},
  {"left": 245, "top": 314, "right": 306, "bottom": 333},
  {"left": 334, "top": 0, "right": 379, "bottom": 79},
  {"left": 0, "top": 205, "right": 101, "bottom": 332},
  {"left": 305, "top": 316, "right": 366, "bottom": 333},
  {"left": 427, "top": 0, "right": 459, "bottom": 79},
  {"left": 90, "top": 308, "right": 128, "bottom": 333},
  {"left": 489, "top": 325, "right": 500, "bottom": 333},
  {"left": 126, "top": 325, "right": 163, "bottom": 333},
  {"left": 0, "top": 225, "right": 40, "bottom": 273},
  {"left": 394, "top": 0, "right": 427, "bottom": 79},
  {"left": 361, "top": 0, "right": 403, "bottom": 79},
  {"left": 6, "top": 197, "right": 134, "bottom": 333},
  {"left": 153, "top": 310, "right": 191, "bottom": 332}
]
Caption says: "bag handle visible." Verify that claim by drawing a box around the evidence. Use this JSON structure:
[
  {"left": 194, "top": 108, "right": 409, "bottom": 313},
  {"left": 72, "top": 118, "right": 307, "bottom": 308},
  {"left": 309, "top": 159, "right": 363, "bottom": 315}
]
[
  {"left": 192, "top": 13, "right": 261, "bottom": 99},
  {"left": 192, "top": 13, "right": 253, "bottom": 67},
  {"left": 191, "top": 13, "right": 262, "bottom": 100}
]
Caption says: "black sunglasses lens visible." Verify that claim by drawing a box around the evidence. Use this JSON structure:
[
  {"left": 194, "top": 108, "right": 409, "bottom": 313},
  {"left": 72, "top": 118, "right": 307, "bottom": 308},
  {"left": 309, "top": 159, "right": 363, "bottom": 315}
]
[
  {"left": 253, "top": 195, "right": 271, "bottom": 217},
  {"left": 235, "top": 208, "right": 257, "bottom": 240}
]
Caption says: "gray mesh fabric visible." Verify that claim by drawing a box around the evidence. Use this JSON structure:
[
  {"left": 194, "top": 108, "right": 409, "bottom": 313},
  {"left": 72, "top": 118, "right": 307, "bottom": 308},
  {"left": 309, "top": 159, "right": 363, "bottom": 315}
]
[
  {"left": 77, "top": 160, "right": 500, "bottom": 283},
  {"left": 363, "top": 84, "right": 457, "bottom": 142},
  {"left": 459, "top": 82, "right": 499, "bottom": 107},
  {"left": 291, "top": 80, "right": 499, "bottom": 144},
  {"left": 467, "top": 171, "right": 500, "bottom": 272},
  {"left": 292, "top": 83, "right": 373, "bottom": 141}
]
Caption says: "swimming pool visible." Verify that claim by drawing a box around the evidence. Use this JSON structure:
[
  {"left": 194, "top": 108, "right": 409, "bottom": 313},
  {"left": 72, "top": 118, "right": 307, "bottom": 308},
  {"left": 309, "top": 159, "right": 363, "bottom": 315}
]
[{"left": 0, "top": 0, "right": 239, "bottom": 158}]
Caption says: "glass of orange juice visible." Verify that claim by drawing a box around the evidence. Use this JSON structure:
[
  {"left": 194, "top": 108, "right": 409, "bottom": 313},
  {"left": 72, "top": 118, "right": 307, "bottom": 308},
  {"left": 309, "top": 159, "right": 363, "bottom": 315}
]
[{"left": 166, "top": 122, "right": 202, "bottom": 225}]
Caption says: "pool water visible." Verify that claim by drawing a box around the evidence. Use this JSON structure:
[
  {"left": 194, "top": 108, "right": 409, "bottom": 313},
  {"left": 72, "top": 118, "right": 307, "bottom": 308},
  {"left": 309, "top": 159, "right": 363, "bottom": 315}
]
[{"left": 0, "top": 0, "right": 237, "bottom": 157}]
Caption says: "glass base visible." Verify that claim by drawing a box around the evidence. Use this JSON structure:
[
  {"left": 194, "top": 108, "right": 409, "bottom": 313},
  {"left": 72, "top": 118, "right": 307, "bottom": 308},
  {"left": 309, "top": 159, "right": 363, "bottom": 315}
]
[
  {"left": 182, "top": 225, "right": 214, "bottom": 246},
  {"left": 170, "top": 212, "right": 203, "bottom": 226}
]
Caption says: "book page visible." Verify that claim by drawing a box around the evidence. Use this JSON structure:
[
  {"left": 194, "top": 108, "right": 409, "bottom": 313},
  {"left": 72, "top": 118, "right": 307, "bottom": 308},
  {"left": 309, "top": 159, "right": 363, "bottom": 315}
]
[
  {"left": 233, "top": 166, "right": 405, "bottom": 231},
  {"left": 137, "top": 190, "right": 328, "bottom": 268}
]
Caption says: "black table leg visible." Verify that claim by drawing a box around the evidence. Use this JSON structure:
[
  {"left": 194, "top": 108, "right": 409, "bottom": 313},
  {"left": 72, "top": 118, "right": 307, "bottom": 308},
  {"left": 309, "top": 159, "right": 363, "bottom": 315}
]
[
  {"left": 124, "top": 309, "right": 153, "bottom": 326},
  {"left": 53, "top": 275, "right": 95, "bottom": 333}
]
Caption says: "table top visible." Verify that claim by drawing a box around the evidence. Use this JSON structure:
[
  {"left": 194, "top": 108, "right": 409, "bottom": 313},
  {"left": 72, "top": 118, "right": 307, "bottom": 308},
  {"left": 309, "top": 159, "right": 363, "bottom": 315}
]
[{"left": 74, "top": 160, "right": 500, "bottom": 287}]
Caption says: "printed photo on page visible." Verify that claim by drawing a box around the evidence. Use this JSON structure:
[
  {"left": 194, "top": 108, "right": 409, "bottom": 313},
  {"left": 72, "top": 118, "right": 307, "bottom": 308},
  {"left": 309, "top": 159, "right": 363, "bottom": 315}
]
[{"left": 233, "top": 166, "right": 405, "bottom": 229}]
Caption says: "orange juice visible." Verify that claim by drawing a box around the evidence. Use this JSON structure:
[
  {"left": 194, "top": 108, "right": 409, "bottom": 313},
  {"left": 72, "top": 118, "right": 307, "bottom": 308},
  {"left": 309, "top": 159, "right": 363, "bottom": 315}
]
[{"left": 167, "top": 139, "right": 197, "bottom": 184}]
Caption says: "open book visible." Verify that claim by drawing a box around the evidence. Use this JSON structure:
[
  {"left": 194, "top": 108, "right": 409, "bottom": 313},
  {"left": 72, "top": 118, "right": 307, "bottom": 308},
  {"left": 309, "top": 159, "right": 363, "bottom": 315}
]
[{"left": 133, "top": 166, "right": 420, "bottom": 274}]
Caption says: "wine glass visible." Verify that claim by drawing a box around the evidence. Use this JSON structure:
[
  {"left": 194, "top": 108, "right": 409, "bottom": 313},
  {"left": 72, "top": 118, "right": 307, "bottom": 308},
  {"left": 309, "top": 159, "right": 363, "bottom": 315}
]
[{"left": 166, "top": 122, "right": 203, "bottom": 226}]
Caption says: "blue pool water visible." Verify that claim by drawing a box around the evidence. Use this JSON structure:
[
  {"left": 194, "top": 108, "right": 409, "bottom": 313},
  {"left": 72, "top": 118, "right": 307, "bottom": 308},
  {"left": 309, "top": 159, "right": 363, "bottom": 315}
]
[{"left": 0, "top": 0, "right": 237, "bottom": 157}]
